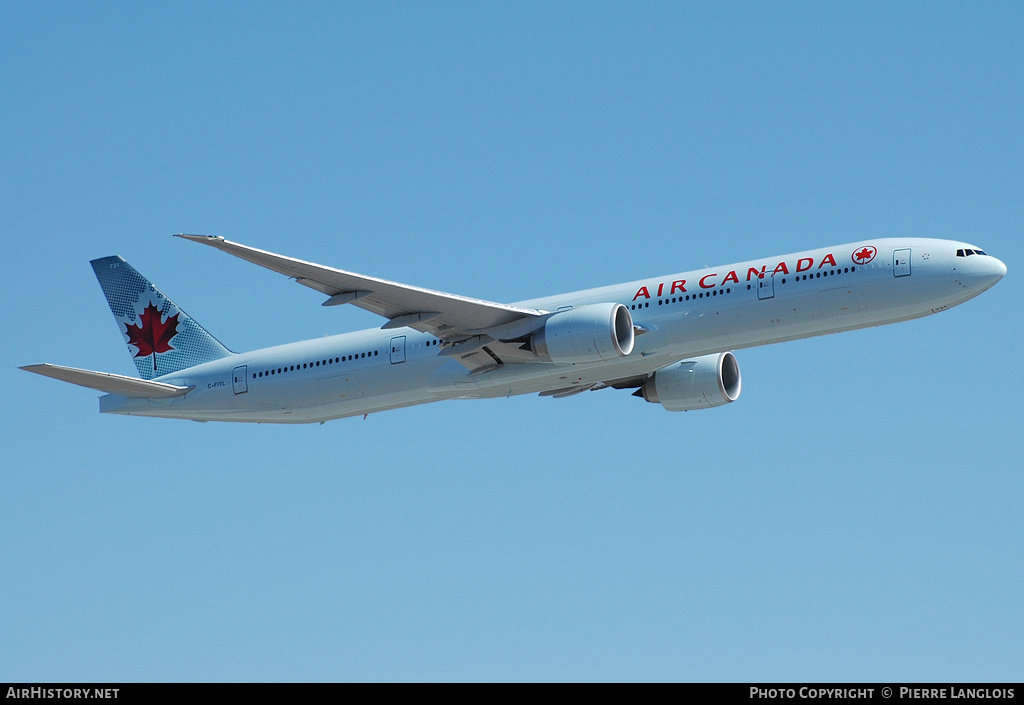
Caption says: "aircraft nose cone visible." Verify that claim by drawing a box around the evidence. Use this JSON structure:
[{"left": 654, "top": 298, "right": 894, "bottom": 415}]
[
  {"left": 991, "top": 256, "right": 1008, "bottom": 280},
  {"left": 971, "top": 253, "right": 1006, "bottom": 291}
]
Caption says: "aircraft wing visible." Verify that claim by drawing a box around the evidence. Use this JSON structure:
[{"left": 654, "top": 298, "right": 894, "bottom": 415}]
[
  {"left": 176, "top": 235, "right": 545, "bottom": 340},
  {"left": 20, "top": 364, "right": 194, "bottom": 398}
]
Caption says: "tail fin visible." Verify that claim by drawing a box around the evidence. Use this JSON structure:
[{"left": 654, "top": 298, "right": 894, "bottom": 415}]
[{"left": 91, "top": 256, "right": 232, "bottom": 380}]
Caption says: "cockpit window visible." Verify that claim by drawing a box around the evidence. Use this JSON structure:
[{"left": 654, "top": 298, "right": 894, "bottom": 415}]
[{"left": 956, "top": 248, "right": 988, "bottom": 257}]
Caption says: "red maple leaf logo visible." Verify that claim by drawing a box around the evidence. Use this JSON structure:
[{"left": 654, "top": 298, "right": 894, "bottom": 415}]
[
  {"left": 852, "top": 246, "right": 877, "bottom": 264},
  {"left": 124, "top": 303, "right": 180, "bottom": 371}
]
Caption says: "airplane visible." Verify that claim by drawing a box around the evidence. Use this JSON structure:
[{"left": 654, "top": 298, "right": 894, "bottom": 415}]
[{"left": 21, "top": 235, "right": 1005, "bottom": 423}]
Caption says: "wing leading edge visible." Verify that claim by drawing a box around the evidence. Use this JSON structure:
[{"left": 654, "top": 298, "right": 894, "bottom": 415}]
[
  {"left": 175, "top": 235, "right": 546, "bottom": 341},
  {"left": 20, "top": 363, "right": 194, "bottom": 398}
]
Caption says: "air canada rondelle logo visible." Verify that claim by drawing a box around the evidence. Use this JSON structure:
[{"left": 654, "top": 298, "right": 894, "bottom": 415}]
[
  {"left": 852, "top": 245, "right": 877, "bottom": 265},
  {"left": 124, "top": 302, "right": 180, "bottom": 371}
]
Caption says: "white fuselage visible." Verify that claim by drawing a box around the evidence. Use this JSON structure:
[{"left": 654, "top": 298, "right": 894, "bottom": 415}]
[{"left": 99, "top": 238, "right": 1005, "bottom": 423}]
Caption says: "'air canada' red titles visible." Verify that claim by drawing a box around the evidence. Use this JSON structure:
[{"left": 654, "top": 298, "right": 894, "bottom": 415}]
[{"left": 632, "top": 253, "right": 839, "bottom": 301}]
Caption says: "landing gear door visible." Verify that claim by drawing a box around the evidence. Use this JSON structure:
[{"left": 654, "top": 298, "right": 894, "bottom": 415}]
[
  {"left": 232, "top": 365, "right": 248, "bottom": 395},
  {"left": 757, "top": 274, "right": 775, "bottom": 300},
  {"left": 894, "top": 248, "right": 912, "bottom": 277}
]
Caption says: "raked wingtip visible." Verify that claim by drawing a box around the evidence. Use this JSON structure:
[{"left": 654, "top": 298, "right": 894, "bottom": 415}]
[{"left": 174, "top": 233, "right": 224, "bottom": 243}]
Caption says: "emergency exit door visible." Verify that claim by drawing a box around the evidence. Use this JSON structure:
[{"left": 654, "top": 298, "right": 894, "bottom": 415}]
[
  {"left": 390, "top": 336, "right": 406, "bottom": 364},
  {"left": 893, "top": 249, "right": 912, "bottom": 277},
  {"left": 232, "top": 365, "right": 248, "bottom": 394}
]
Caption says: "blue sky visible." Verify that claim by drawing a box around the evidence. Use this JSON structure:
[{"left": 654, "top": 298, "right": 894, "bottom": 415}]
[{"left": 2, "top": 2, "right": 1021, "bottom": 682}]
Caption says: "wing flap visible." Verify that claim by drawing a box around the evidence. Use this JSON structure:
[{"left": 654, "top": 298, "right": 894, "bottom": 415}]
[
  {"left": 20, "top": 364, "right": 193, "bottom": 398},
  {"left": 175, "top": 234, "right": 545, "bottom": 338}
]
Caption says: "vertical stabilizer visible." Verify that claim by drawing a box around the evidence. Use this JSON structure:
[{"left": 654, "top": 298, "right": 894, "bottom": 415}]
[{"left": 91, "top": 256, "right": 232, "bottom": 379}]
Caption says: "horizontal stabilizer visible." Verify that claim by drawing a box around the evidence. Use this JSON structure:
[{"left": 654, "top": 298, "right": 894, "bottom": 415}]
[{"left": 20, "top": 364, "right": 193, "bottom": 398}]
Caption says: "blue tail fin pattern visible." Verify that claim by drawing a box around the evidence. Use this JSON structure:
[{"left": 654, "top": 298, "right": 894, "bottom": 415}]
[{"left": 91, "top": 256, "right": 232, "bottom": 379}]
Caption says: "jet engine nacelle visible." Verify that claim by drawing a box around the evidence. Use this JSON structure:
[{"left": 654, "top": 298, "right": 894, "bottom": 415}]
[
  {"left": 638, "top": 352, "right": 741, "bottom": 411},
  {"left": 530, "top": 303, "right": 634, "bottom": 365}
]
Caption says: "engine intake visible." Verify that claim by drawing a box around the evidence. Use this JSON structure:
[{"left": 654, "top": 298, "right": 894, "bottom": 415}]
[
  {"left": 638, "top": 352, "right": 741, "bottom": 411},
  {"left": 529, "top": 303, "right": 634, "bottom": 365}
]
